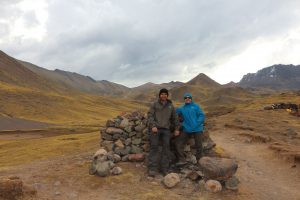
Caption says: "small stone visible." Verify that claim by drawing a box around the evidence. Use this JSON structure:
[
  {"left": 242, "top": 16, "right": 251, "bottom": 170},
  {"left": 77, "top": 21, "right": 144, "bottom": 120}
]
[
  {"left": 113, "top": 154, "right": 121, "bottom": 163},
  {"left": 205, "top": 180, "right": 222, "bottom": 193},
  {"left": 128, "top": 154, "right": 145, "bottom": 162},
  {"left": 132, "top": 138, "right": 142, "bottom": 145},
  {"left": 114, "top": 139, "right": 125, "bottom": 149},
  {"left": 225, "top": 176, "right": 239, "bottom": 191},
  {"left": 119, "top": 118, "right": 129, "bottom": 128},
  {"left": 55, "top": 191, "right": 61, "bottom": 196},
  {"left": 101, "top": 132, "right": 113, "bottom": 141},
  {"left": 106, "top": 119, "right": 115, "bottom": 127},
  {"left": 93, "top": 149, "right": 108, "bottom": 161},
  {"left": 130, "top": 145, "right": 143, "bottom": 154},
  {"left": 142, "top": 143, "right": 150, "bottom": 152},
  {"left": 121, "top": 155, "right": 129, "bottom": 162},
  {"left": 129, "top": 131, "right": 137, "bottom": 137},
  {"left": 106, "top": 127, "right": 123, "bottom": 135},
  {"left": 111, "top": 167, "right": 123, "bottom": 175},
  {"left": 53, "top": 181, "right": 61, "bottom": 186},
  {"left": 135, "top": 124, "right": 146, "bottom": 132},
  {"left": 187, "top": 171, "right": 200, "bottom": 181},
  {"left": 101, "top": 141, "right": 114, "bottom": 152},
  {"left": 112, "top": 133, "right": 122, "bottom": 140},
  {"left": 125, "top": 138, "right": 132, "bottom": 146},
  {"left": 124, "top": 126, "right": 133, "bottom": 133},
  {"left": 163, "top": 173, "right": 180, "bottom": 188}
]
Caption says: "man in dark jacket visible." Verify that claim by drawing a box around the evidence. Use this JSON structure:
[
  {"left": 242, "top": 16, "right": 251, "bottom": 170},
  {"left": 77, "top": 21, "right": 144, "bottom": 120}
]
[
  {"left": 175, "top": 93, "right": 205, "bottom": 166},
  {"left": 147, "top": 88, "right": 180, "bottom": 177}
]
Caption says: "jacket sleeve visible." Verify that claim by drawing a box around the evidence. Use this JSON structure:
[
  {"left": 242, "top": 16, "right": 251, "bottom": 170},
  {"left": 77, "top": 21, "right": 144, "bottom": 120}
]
[
  {"left": 196, "top": 105, "right": 205, "bottom": 124},
  {"left": 147, "top": 103, "right": 157, "bottom": 128},
  {"left": 171, "top": 105, "right": 180, "bottom": 130}
]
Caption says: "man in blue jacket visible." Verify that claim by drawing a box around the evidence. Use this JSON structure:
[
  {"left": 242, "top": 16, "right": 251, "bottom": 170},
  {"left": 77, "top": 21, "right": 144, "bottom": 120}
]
[{"left": 175, "top": 93, "right": 205, "bottom": 165}]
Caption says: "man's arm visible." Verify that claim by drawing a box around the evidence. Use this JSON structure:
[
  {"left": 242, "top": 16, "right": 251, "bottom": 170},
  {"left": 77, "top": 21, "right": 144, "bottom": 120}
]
[
  {"left": 147, "top": 103, "right": 157, "bottom": 129},
  {"left": 171, "top": 106, "right": 180, "bottom": 131},
  {"left": 196, "top": 105, "right": 205, "bottom": 124}
]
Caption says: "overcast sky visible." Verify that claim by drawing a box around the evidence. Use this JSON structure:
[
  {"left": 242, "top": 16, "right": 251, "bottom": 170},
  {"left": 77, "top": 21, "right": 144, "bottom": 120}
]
[{"left": 1, "top": 0, "right": 300, "bottom": 87}]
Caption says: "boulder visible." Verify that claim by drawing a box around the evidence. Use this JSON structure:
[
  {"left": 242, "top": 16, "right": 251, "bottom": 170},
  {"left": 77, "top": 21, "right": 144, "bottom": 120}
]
[
  {"left": 199, "top": 157, "right": 238, "bottom": 181},
  {"left": 205, "top": 180, "right": 222, "bottom": 193},
  {"left": 163, "top": 173, "right": 180, "bottom": 188}
]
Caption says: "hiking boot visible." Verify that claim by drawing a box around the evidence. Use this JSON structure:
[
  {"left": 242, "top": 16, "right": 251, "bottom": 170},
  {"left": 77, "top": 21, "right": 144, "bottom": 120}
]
[{"left": 148, "top": 170, "right": 157, "bottom": 177}]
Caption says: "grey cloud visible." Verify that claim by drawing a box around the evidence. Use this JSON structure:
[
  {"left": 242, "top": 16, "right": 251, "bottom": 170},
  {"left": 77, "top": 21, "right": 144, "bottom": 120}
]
[{"left": 1, "top": 0, "right": 300, "bottom": 86}]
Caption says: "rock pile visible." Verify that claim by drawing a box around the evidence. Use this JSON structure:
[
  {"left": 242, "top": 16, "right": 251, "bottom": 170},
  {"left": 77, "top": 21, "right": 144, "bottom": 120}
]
[
  {"left": 99, "top": 111, "right": 149, "bottom": 162},
  {"left": 89, "top": 148, "right": 123, "bottom": 177}
]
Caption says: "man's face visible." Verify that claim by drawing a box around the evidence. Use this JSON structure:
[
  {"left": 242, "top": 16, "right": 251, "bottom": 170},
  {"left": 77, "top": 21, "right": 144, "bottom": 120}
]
[
  {"left": 159, "top": 93, "right": 168, "bottom": 101},
  {"left": 184, "top": 96, "right": 192, "bottom": 104}
]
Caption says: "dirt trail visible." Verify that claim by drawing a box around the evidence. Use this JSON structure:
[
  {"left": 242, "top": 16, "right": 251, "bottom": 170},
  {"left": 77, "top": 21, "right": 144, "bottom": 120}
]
[{"left": 211, "top": 128, "right": 300, "bottom": 200}]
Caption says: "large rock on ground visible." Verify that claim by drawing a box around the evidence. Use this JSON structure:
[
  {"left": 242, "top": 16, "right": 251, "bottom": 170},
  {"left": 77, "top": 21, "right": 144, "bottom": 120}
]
[
  {"left": 163, "top": 173, "right": 180, "bottom": 188},
  {"left": 199, "top": 157, "right": 238, "bottom": 181}
]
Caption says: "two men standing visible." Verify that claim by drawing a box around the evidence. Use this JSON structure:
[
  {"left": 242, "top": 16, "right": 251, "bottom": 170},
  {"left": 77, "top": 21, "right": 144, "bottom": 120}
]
[{"left": 147, "top": 89, "right": 205, "bottom": 177}]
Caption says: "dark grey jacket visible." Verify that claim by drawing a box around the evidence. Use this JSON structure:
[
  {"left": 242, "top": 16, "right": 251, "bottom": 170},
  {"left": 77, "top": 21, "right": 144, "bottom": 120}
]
[{"left": 148, "top": 99, "right": 179, "bottom": 130}]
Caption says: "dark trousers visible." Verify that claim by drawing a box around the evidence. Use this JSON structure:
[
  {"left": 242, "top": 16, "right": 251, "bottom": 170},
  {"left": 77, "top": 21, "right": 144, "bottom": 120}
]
[
  {"left": 148, "top": 128, "right": 171, "bottom": 172},
  {"left": 175, "top": 131, "right": 204, "bottom": 162}
]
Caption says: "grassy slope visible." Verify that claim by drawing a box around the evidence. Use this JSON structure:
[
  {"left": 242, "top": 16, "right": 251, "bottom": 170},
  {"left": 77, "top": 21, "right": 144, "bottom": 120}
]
[{"left": 0, "top": 81, "right": 147, "bottom": 126}]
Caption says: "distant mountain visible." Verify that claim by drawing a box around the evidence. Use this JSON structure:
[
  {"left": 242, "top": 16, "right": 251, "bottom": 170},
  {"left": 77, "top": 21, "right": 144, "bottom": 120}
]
[
  {"left": 187, "top": 73, "right": 221, "bottom": 88},
  {"left": 0, "top": 51, "right": 60, "bottom": 92},
  {"left": 20, "top": 61, "right": 130, "bottom": 95},
  {"left": 239, "top": 64, "right": 300, "bottom": 90},
  {"left": 223, "top": 81, "right": 238, "bottom": 88},
  {"left": 170, "top": 73, "right": 222, "bottom": 102},
  {"left": 127, "top": 81, "right": 184, "bottom": 101}
]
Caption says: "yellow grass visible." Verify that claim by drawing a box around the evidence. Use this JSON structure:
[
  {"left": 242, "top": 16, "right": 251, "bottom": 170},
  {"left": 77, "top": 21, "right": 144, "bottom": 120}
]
[{"left": 0, "top": 131, "right": 100, "bottom": 169}]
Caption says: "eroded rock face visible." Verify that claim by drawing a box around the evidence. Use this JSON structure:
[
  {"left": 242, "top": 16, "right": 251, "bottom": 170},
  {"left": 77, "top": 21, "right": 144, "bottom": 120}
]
[
  {"left": 199, "top": 157, "right": 238, "bottom": 181},
  {"left": 163, "top": 173, "right": 180, "bottom": 188}
]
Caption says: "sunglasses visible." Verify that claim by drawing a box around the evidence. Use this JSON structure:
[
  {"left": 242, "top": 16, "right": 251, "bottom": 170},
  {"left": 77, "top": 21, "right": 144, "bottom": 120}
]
[{"left": 184, "top": 96, "right": 191, "bottom": 99}]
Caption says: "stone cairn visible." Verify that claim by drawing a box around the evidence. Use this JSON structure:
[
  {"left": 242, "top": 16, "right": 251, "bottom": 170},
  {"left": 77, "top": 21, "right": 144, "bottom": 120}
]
[{"left": 91, "top": 110, "right": 239, "bottom": 192}]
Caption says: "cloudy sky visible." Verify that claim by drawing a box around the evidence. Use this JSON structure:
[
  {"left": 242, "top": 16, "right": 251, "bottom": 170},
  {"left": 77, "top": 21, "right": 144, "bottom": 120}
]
[{"left": 1, "top": 0, "right": 300, "bottom": 87}]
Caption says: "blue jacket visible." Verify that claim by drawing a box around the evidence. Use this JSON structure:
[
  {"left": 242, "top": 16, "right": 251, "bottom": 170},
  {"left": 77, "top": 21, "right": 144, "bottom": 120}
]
[{"left": 176, "top": 93, "right": 205, "bottom": 133}]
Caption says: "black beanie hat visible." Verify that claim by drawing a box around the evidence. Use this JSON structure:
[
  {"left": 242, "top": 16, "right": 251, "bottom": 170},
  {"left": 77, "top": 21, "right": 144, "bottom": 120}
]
[{"left": 159, "top": 88, "right": 169, "bottom": 96}]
